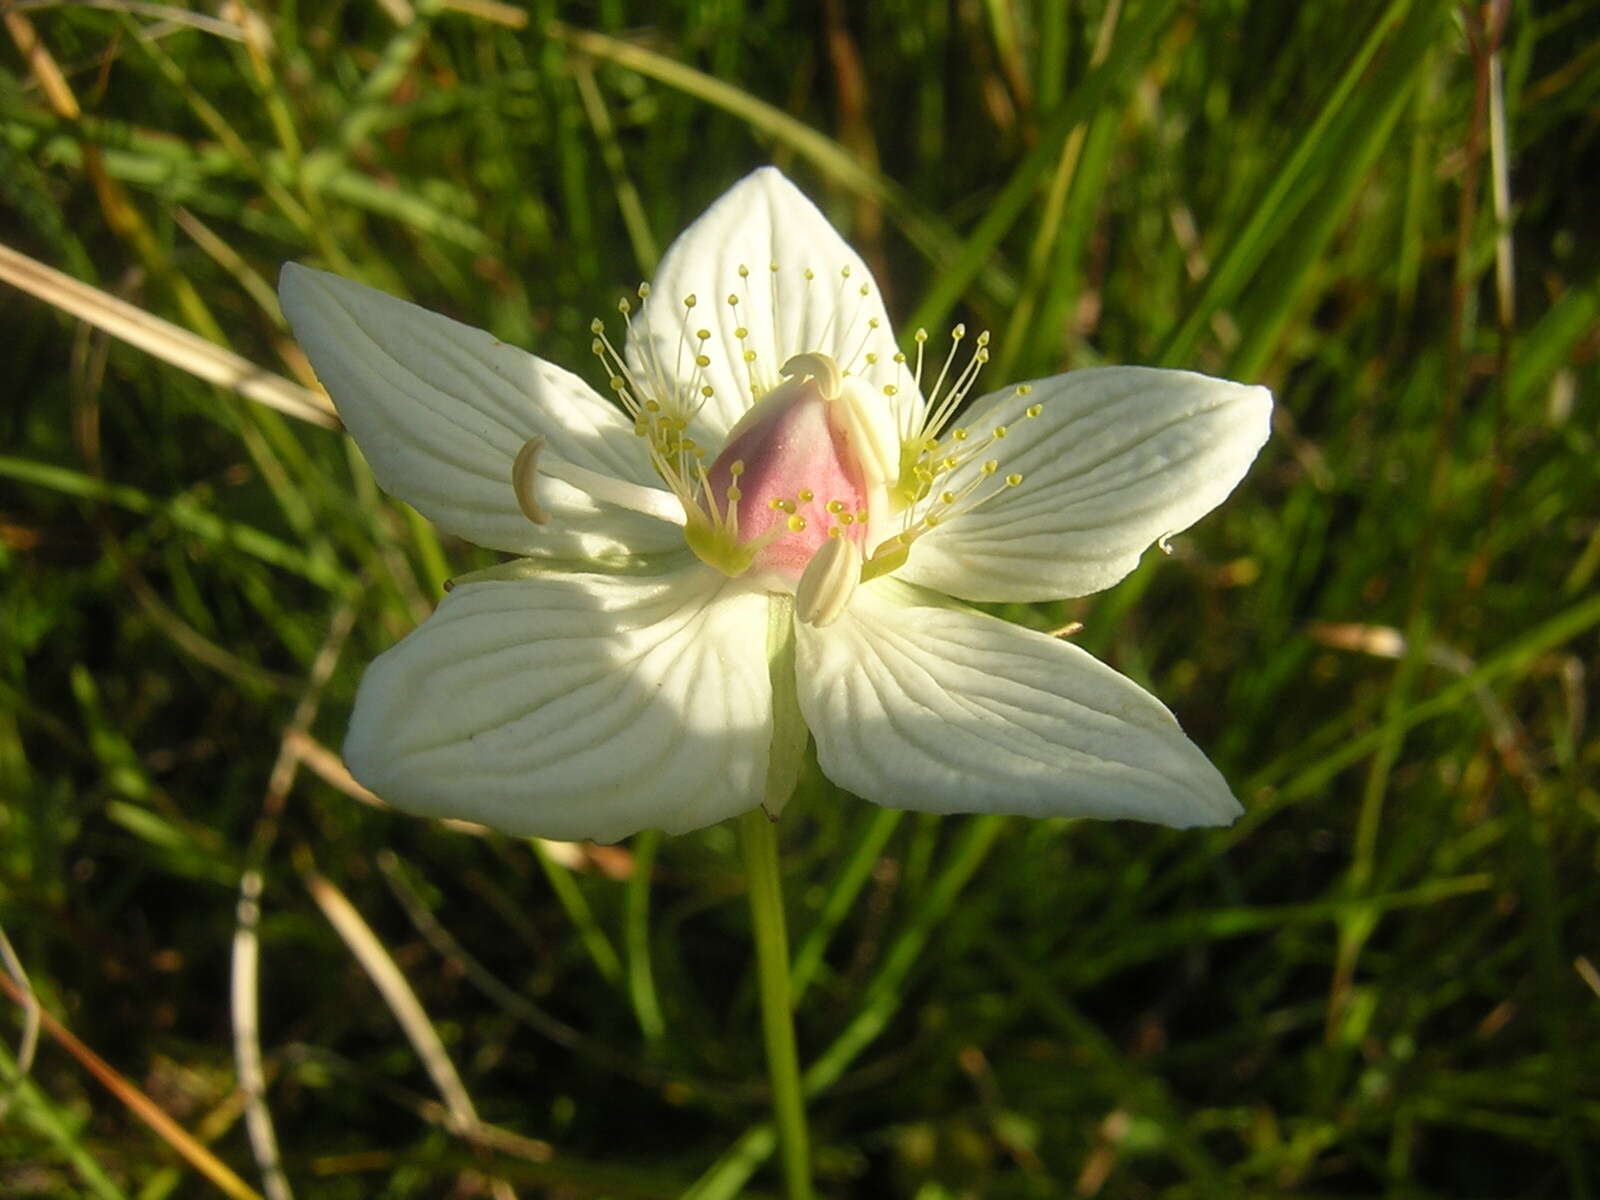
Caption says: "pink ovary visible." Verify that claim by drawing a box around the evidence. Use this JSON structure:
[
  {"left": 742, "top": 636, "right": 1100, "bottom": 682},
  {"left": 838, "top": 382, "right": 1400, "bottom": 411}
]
[{"left": 701, "top": 380, "right": 870, "bottom": 580}]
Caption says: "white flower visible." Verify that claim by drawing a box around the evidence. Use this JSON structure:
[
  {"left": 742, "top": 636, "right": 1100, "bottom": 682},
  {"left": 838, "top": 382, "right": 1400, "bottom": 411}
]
[{"left": 280, "top": 167, "right": 1271, "bottom": 843}]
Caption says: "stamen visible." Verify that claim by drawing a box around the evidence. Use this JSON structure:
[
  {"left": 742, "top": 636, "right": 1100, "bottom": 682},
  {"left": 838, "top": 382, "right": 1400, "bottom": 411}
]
[
  {"left": 512, "top": 436, "right": 549, "bottom": 525},
  {"left": 513, "top": 435, "right": 688, "bottom": 528},
  {"left": 795, "top": 534, "right": 862, "bottom": 628}
]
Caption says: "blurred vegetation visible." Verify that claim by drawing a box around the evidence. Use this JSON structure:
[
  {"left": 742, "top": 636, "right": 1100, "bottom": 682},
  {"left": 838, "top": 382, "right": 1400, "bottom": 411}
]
[{"left": 2, "top": 0, "right": 1598, "bottom": 1196}]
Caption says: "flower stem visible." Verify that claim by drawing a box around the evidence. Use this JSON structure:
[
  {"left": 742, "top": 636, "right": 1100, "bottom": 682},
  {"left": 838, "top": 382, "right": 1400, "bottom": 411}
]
[{"left": 738, "top": 807, "right": 813, "bottom": 1200}]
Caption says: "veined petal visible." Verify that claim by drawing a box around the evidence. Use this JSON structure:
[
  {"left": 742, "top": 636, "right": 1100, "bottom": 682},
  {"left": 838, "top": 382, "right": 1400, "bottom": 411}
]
[
  {"left": 280, "top": 263, "right": 682, "bottom": 558},
  {"left": 627, "top": 167, "right": 916, "bottom": 445},
  {"left": 795, "top": 580, "right": 1241, "bottom": 828},
  {"left": 898, "top": 367, "right": 1271, "bottom": 602},
  {"left": 344, "top": 562, "right": 773, "bottom": 842}
]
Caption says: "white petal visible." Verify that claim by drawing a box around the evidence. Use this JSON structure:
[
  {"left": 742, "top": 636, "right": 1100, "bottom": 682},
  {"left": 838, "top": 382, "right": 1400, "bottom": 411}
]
[
  {"left": 627, "top": 167, "right": 916, "bottom": 444},
  {"left": 795, "top": 580, "right": 1241, "bottom": 828},
  {"left": 281, "top": 263, "right": 682, "bottom": 558},
  {"left": 344, "top": 563, "right": 773, "bottom": 842},
  {"left": 898, "top": 367, "right": 1271, "bottom": 601}
]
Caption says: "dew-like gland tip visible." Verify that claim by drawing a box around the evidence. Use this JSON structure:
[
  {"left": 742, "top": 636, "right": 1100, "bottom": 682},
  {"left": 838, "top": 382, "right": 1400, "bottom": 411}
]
[
  {"left": 684, "top": 294, "right": 697, "bottom": 307},
  {"left": 976, "top": 330, "right": 991, "bottom": 346},
  {"left": 637, "top": 282, "right": 651, "bottom": 298},
  {"left": 617, "top": 297, "right": 631, "bottom": 314},
  {"left": 952, "top": 323, "right": 966, "bottom": 338},
  {"left": 914, "top": 328, "right": 928, "bottom": 343},
  {"left": 738, "top": 264, "right": 750, "bottom": 277},
  {"left": 590, "top": 317, "right": 605, "bottom": 333},
  {"left": 726, "top": 294, "right": 739, "bottom": 306}
]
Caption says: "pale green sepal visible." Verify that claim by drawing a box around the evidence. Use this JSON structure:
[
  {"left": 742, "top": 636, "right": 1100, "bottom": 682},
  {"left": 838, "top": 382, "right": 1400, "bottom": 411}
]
[{"left": 761, "top": 594, "right": 808, "bottom": 819}]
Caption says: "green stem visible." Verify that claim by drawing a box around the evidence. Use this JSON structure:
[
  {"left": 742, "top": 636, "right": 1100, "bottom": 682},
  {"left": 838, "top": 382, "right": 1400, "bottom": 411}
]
[{"left": 738, "top": 808, "right": 813, "bottom": 1200}]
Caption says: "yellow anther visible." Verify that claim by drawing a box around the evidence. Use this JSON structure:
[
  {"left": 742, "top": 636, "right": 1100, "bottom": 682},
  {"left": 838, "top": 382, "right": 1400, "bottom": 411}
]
[
  {"left": 617, "top": 297, "right": 631, "bottom": 314},
  {"left": 993, "top": 425, "right": 1009, "bottom": 438},
  {"left": 637, "top": 282, "right": 651, "bottom": 298},
  {"left": 1005, "top": 473, "right": 1023, "bottom": 487},
  {"left": 744, "top": 350, "right": 757, "bottom": 362},
  {"left": 977, "top": 330, "right": 991, "bottom": 346},
  {"left": 940, "top": 490, "right": 956, "bottom": 504},
  {"left": 826, "top": 500, "right": 846, "bottom": 514},
  {"left": 684, "top": 294, "right": 697, "bottom": 307},
  {"left": 609, "top": 377, "right": 626, "bottom": 391},
  {"left": 734, "top": 326, "right": 748, "bottom": 339},
  {"left": 1026, "top": 403, "right": 1043, "bottom": 418},
  {"left": 730, "top": 461, "right": 746, "bottom": 477},
  {"left": 981, "top": 459, "right": 999, "bottom": 475},
  {"left": 915, "top": 328, "right": 928, "bottom": 344},
  {"left": 697, "top": 328, "right": 710, "bottom": 340},
  {"left": 787, "top": 514, "right": 807, "bottom": 532},
  {"left": 727, "top": 294, "right": 739, "bottom": 306},
  {"left": 701, "top": 385, "right": 715, "bottom": 398},
  {"left": 804, "top": 268, "right": 815, "bottom": 281},
  {"left": 884, "top": 384, "right": 898, "bottom": 396},
  {"left": 590, "top": 318, "right": 604, "bottom": 333},
  {"left": 865, "top": 352, "right": 879, "bottom": 365},
  {"left": 841, "top": 265, "right": 851, "bottom": 278},
  {"left": 952, "top": 428, "right": 969, "bottom": 441},
  {"left": 738, "top": 264, "right": 750, "bottom": 278},
  {"left": 726, "top": 486, "right": 742, "bottom": 502},
  {"left": 1017, "top": 383, "right": 1032, "bottom": 395},
  {"left": 952, "top": 323, "right": 966, "bottom": 339},
  {"left": 798, "top": 489, "right": 815, "bottom": 503},
  {"left": 695, "top": 354, "right": 711, "bottom": 367}
]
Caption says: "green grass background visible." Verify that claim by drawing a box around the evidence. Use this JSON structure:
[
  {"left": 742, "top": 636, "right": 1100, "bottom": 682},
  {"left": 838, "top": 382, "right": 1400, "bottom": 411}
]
[{"left": 3, "top": 0, "right": 1598, "bottom": 1196}]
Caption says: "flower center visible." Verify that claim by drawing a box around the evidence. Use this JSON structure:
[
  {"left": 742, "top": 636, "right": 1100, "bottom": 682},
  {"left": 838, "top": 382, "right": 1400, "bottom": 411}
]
[
  {"left": 684, "top": 351, "right": 894, "bottom": 586},
  {"left": 529, "top": 272, "right": 1047, "bottom": 624}
]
